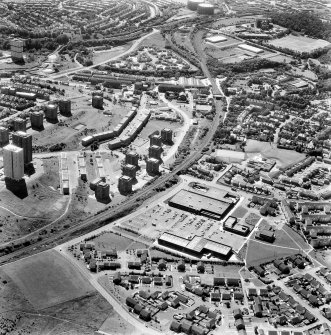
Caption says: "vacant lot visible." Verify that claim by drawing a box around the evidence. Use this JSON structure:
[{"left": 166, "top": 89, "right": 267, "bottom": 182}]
[
  {"left": 268, "top": 34, "right": 330, "bottom": 53},
  {"left": 245, "top": 140, "right": 305, "bottom": 169},
  {"left": 3, "top": 250, "right": 95, "bottom": 309},
  {"left": 92, "top": 232, "right": 134, "bottom": 251}
]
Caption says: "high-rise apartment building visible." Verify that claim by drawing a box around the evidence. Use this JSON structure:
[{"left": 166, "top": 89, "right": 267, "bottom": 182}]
[
  {"left": 10, "top": 38, "right": 24, "bottom": 61},
  {"left": 12, "top": 131, "right": 33, "bottom": 164},
  {"left": 3, "top": 144, "right": 24, "bottom": 180}
]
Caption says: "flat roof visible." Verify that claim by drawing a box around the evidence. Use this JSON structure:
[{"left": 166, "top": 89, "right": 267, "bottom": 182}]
[
  {"left": 206, "top": 35, "right": 227, "bottom": 43},
  {"left": 159, "top": 232, "right": 232, "bottom": 256},
  {"left": 170, "top": 189, "right": 231, "bottom": 216},
  {"left": 159, "top": 232, "right": 189, "bottom": 248}
]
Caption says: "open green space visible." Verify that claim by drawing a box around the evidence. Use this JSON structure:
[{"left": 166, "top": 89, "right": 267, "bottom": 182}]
[
  {"left": 92, "top": 232, "right": 134, "bottom": 251},
  {"left": 246, "top": 239, "right": 299, "bottom": 266},
  {"left": 3, "top": 250, "right": 95, "bottom": 309},
  {"left": 268, "top": 34, "right": 330, "bottom": 53},
  {"left": 245, "top": 140, "right": 305, "bottom": 169}
]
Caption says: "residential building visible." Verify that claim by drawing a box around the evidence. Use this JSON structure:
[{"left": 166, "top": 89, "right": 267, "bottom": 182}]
[
  {"left": 3, "top": 144, "right": 24, "bottom": 180},
  {"left": 12, "top": 131, "right": 32, "bottom": 164}
]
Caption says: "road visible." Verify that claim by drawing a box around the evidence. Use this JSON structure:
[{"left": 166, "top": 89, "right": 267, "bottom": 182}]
[{"left": 50, "top": 29, "right": 159, "bottom": 79}]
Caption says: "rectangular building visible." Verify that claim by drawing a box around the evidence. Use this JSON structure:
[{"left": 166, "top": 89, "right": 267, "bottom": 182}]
[
  {"left": 169, "top": 189, "right": 234, "bottom": 220},
  {"left": 10, "top": 38, "right": 24, "bottom": 60},
  {"left": 0, "top": 126, "right": 9, "bottom": 147},
  {"left": 12, "top": 131, "right": 32, "bottom": 164},
  {"left": 3, "top": 144, "right": 24, "bottom": 180}
]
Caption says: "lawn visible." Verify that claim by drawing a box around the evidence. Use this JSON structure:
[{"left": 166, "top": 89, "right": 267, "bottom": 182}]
[
  {"left": 231, "top": 206, "right": 248, "bottom": 218},
  {"left": 246, "top": 239, "right": 298, "bottom": 266},
  {"left": 92, "top": 232, "right": 133, "bottom": 251},
  {"left": 137, "top": 31, "right": 166, "bottom": 49},
  {"left": 245, "top": 140, "right": 305, "bottom": 169},
  {"left": 93, "top": 42, "right": 133, "bottom": 64},
  {"left": 268, "top": 34, "right": 330, "bottom": 53},
  {"left": 3, "top": 250, "right": 95, "bottom": 309}
]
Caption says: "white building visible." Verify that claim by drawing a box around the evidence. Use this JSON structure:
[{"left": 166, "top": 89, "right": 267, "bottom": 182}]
[
  {"left": 3, "top": 144, "right": 24, "bottom": 180},
  {"left": 206, "top": 35, "right": 228, "bottom": 43},
  {"left": 10, "top": 38, "right": 24, "bottom": 60}
]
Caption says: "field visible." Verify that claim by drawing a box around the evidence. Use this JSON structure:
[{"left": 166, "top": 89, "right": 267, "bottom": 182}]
[
  {"left": 92, "top": 232, "right": 134, "bottom": 251},
  {"left": 245, "top": 140, "right": 305, "bottom": 169},
  {"left": 131, "top": 119, "right": 182, "bottom": 155},
  {"left": 0, "top": 267, "right": 121, "bottom": 335},
  {"left": 231, "top": 206, "right": 248, "bottom": 218},
  {"left": 3, "top": 250, "right": 95, "bottom": 309},
  {"left": 137, "top": 31, "right": 166, "bottom": 49},
  {"left": 0, "top": 180, "right": 68, "bottom": 221},
  {"left": 92, "top": 42, "right": 133, "bottom": 64},
  {"left": 246, "top": 239, "right": 299, "bottom": 266},
  {"left": 31, "top": 96, "right": 130, "bottom": 150},
  {"left": 268, "top": 34, "right": 331, "bottom": 53}
]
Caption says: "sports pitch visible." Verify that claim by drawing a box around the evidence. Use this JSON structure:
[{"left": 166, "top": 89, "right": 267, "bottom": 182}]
[
  {"left": 268, "top": 34, "right": 330, "bottom": 53},
  {"left": 3, "top": 250, "right": 95, "bottom": 309}
]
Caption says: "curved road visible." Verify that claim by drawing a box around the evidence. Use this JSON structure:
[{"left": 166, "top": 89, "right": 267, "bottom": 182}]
[{"left": 50, "top": 29, "right": 159, "bottom": 80}]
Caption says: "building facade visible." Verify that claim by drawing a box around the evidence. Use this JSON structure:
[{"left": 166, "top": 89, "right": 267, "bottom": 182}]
[{"left": 3, "top": 144, "right": 24, "bottom": 180}]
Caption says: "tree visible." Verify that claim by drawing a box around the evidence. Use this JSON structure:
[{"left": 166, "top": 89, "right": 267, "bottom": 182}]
[{"left": 56, "top": 34, "right": 69, "bottom": 44}]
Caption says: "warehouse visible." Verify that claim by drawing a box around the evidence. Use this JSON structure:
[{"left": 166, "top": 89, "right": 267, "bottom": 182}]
[
  {"left": 206, "top": 35, "right": 228, "bottom": 43},
  {"left": 158, "top": 232, "right": 232, "bottom": 259},
  {"left": 238, "top": 43, "right": 264, "bottom": 54},
  {"left": 169, "top": 189, "right": 236, "bottom": 220}
]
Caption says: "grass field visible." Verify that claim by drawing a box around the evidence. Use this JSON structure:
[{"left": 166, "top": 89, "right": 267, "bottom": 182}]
[
  {"left": 245, "top": 140, "right": 305, "bottom": 169},
  {"left": 93, "top": 43, "right": 133, "bottom": 64},
  {"left": 231, "top": 206, "right": 248, "bottom": 218},
  {"left": 31, "top": 97, "right": 130, "bottom": 150},
  {"left": 92, "top": 232, "right": 134, "bottom": 251},
  {"left": 246, "top": 239, "right": 299, "bottom": 266},
  {"left": 0, "top": 181, "right": 68, "bottom": 221},
  {"left": 268, "top": 34, "right": 330, "bottom": 53},
  {"left": 3, "top": 250, "right": 95, "bottom": 309},
  {"left": 137, "top": 31, "right": 166, "bottom": 49}
]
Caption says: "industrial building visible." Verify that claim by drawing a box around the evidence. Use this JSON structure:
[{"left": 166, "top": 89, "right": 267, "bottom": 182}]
[
  {"left": 238, "top": 44, "right": 264, "bottom": 54},
  {"left": 12, "top": 131, "right": 33, "bottom": 164},
  {"left": 0, "top": 127, "right": 9, "bottom": 147},
  {"left": 161, "top": 128, "right": 173, "bottom": 144},
  {"left": 118, "top": 175, "right": 133, "bottom": 194},
  {"left": 30, "top": 111, "right": 44, "bottom": 129},
  {"left": 149, "top": 145, "right": 163, "bottom": 160},
  {"left": 58, "top": 99, "right": 71, "bottom": 116},
  {"left": 205, "top": 35, "right": 227, "bottom": 43},
  {"left": 146, "top": 158, "right": 160, "bottom": 175},
  {"left": 122, "top": 164, "right": 137, "bottom": 179},
  {"left": 169, "top": 189, "right": 237, "bottom": 220},
  {"left": 10, "top": 38, "right": 24, "bottom": 61},
  {"left": 13, "top": 118, "right": 26, "bottom": 132},
  {"left": 158, "top": 232, "right": 232, "bottom": 259},
  {"left": 125, "top": 151, "right": 139, "bottom": 167},
  {"left": 3, "top": 144, "right": 24, "bottom": 180}
]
